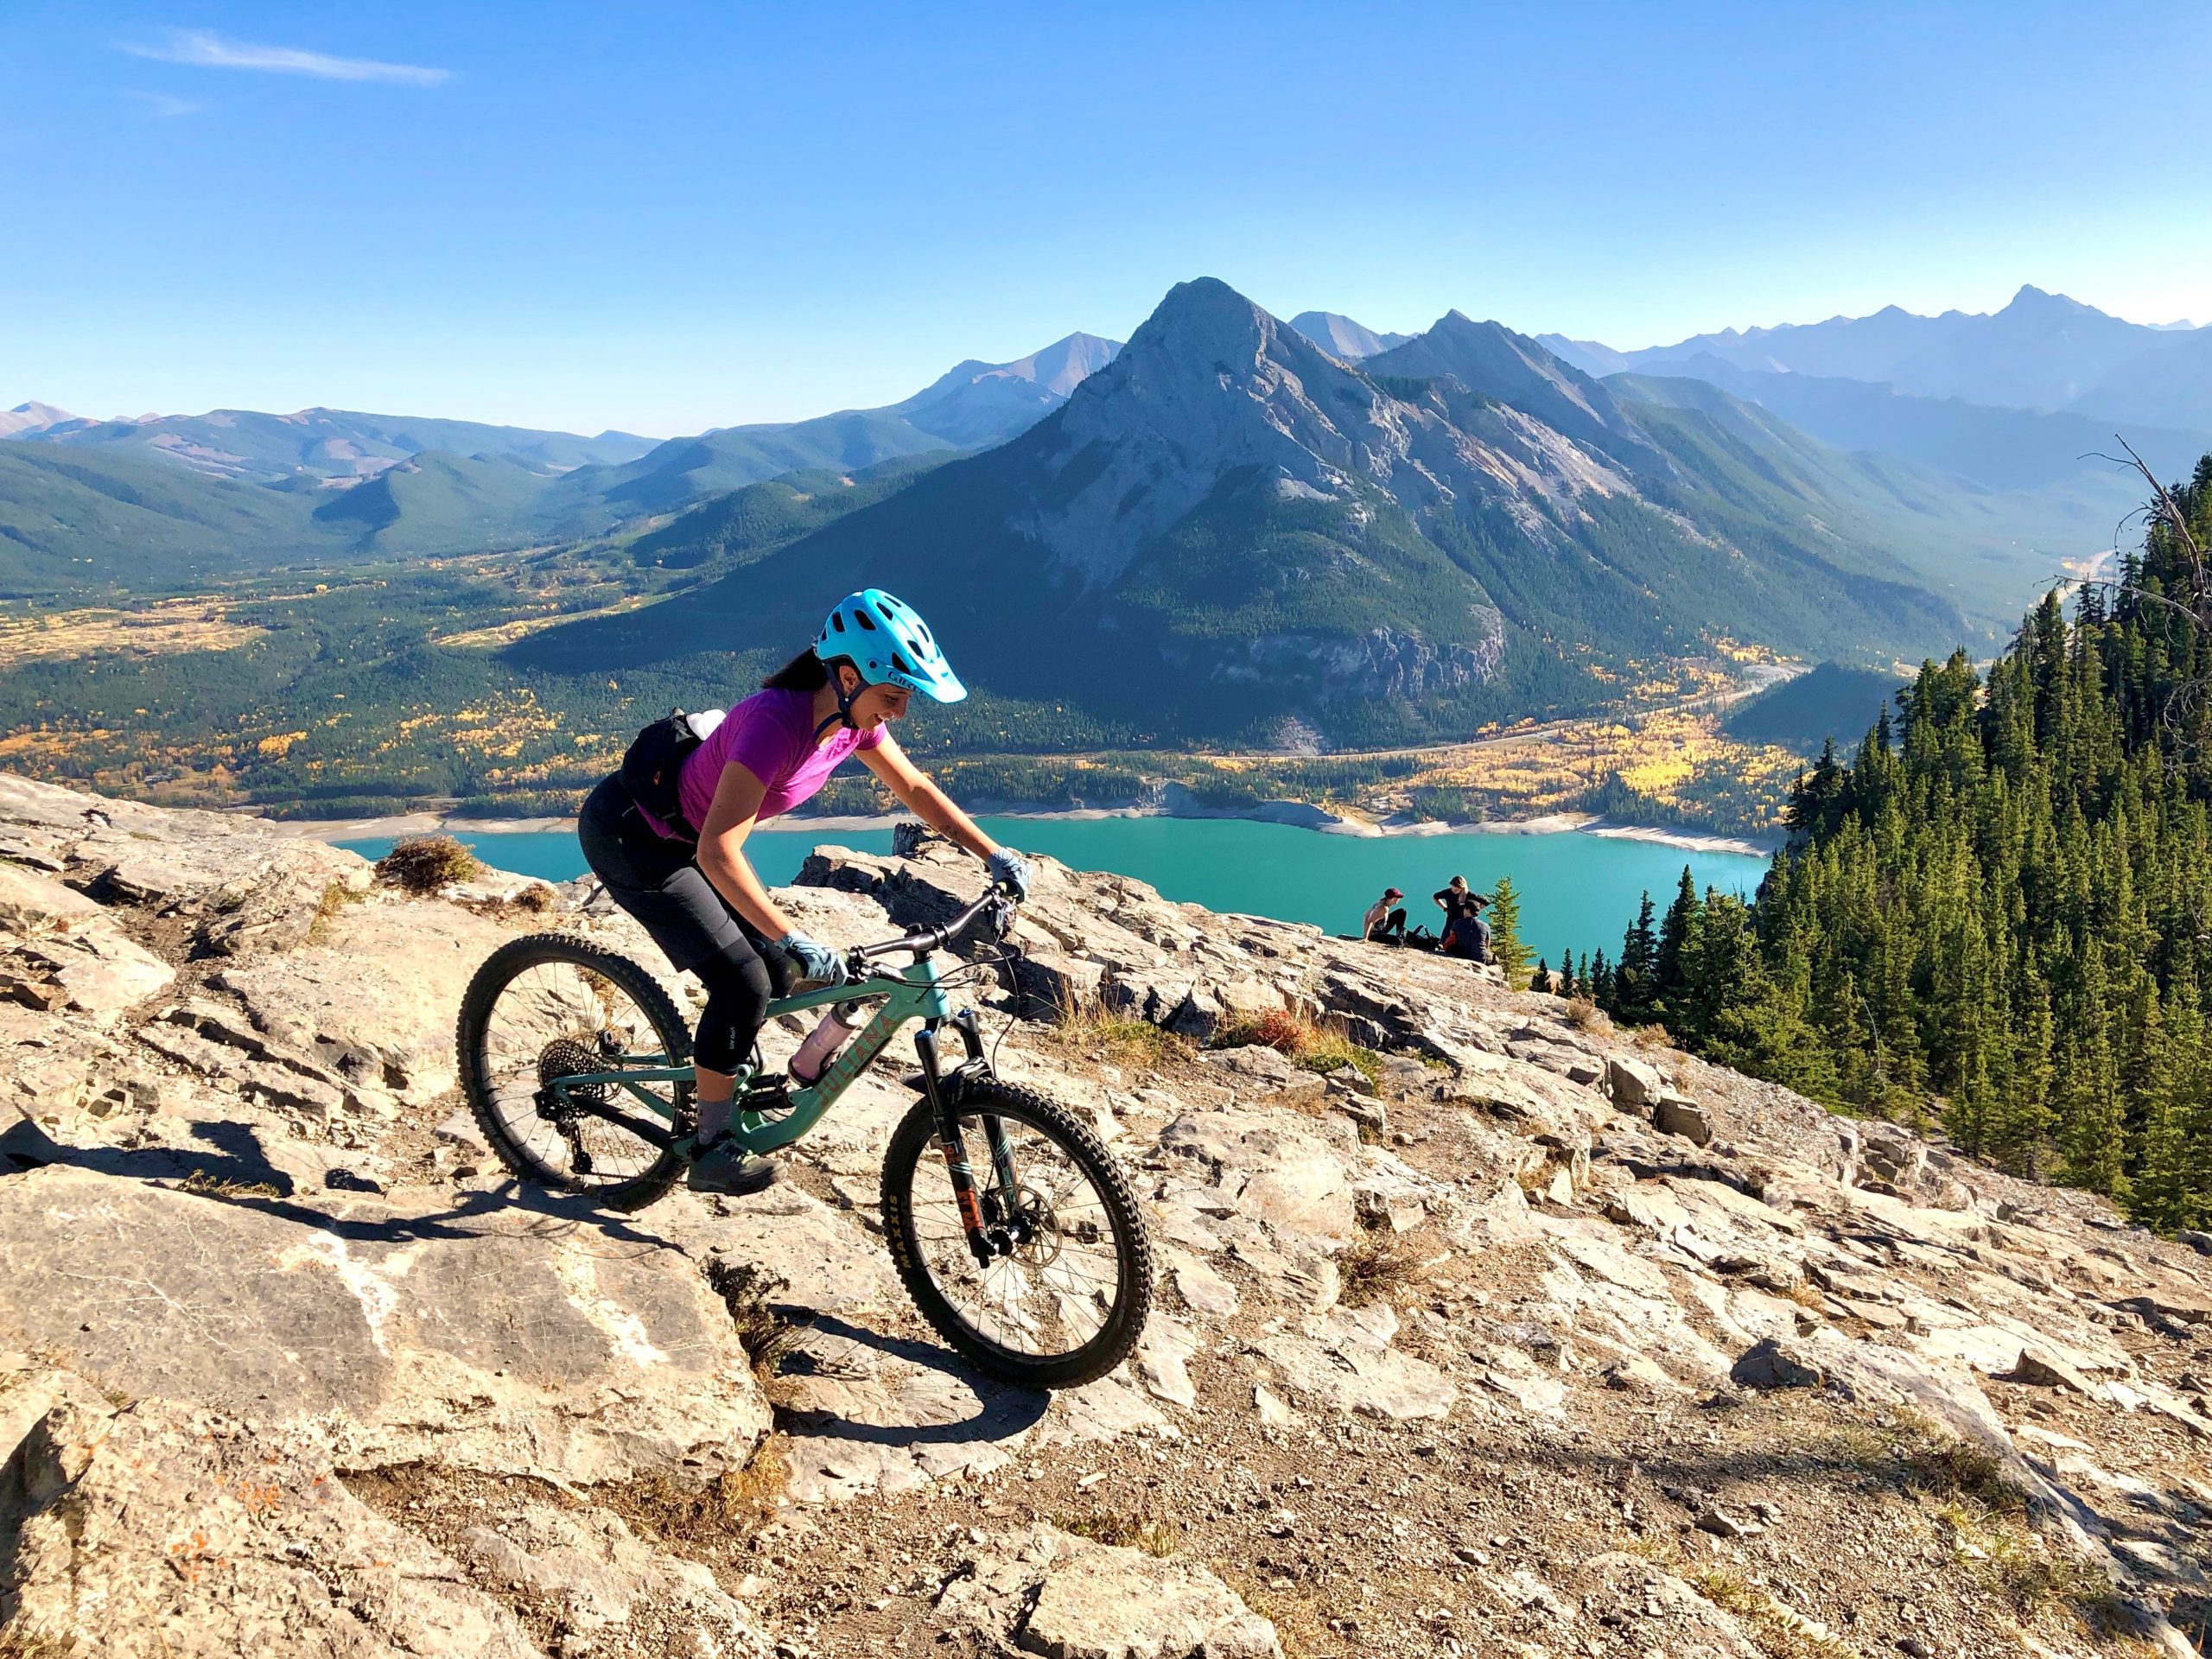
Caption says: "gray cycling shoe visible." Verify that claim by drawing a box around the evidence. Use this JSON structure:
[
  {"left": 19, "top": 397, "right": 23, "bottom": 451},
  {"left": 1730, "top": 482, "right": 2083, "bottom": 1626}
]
[{"left": 685, "top": 1136, "right": 783, "bottom": 1198}]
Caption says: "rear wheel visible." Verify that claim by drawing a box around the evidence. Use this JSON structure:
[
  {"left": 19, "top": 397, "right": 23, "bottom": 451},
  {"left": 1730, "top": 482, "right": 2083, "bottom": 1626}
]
[
  {"left": 454, "top": 932, "right": 694, "bottom": 1211},
  {"left": 880, "top": 1079, "right": 1152, "bottom": 1389}
]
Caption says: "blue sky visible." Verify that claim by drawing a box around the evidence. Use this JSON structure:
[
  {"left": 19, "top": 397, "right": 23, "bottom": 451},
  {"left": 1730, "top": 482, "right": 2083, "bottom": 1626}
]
[{"left": 5, "top": 1, "right": 2209, "bottom": 436}]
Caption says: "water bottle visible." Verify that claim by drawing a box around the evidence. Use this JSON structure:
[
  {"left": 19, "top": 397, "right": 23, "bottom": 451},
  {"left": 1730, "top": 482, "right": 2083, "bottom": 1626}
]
[{"left": 789, "top": 1001, "right": 868, "bottom": 1086}]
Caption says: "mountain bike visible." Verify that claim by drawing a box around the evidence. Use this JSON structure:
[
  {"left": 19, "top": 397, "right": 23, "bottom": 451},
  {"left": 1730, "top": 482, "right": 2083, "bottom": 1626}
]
[{"left": 453, "top": 886, "right": 1152, "bottom": 1389}]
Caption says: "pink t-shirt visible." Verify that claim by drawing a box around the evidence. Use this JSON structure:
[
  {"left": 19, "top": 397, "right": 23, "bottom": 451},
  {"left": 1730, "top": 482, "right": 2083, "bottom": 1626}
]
[{"left": 670, "top": 688, "right": 882, "bottom": 835}]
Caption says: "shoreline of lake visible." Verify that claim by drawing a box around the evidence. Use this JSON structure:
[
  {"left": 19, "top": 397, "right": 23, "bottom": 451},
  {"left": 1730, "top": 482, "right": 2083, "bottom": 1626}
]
[{"left": 260, "top": 799, "right": 1777, "bottom": 859}]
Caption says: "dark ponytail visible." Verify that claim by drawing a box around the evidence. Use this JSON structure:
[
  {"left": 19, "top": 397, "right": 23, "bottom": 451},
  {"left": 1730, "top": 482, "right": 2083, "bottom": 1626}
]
[{"left": 761, "top": 648, "right": 830, "bottom": 691}]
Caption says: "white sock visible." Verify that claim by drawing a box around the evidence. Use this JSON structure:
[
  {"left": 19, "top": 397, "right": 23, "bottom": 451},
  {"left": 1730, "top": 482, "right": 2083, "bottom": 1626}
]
[{"left": 697, "top": 1096, "right": 734, "bottom": 1143}]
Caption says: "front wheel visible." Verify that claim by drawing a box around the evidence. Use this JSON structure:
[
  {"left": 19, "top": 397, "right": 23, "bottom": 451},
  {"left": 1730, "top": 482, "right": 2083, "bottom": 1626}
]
[{"left": 881, "top": 1080, "right": 1153, "bottom": 1390}]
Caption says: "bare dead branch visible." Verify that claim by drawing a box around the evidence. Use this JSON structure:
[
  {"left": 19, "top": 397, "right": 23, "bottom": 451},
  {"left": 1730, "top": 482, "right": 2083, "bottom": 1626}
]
[{"left": 2113, "top": 435, "right": 2208, "bottom": 612}]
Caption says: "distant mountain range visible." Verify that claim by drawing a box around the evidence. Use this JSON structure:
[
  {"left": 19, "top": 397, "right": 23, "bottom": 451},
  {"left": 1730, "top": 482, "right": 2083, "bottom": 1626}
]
[
  {"left": 513, "top": 280, "right": 2016, "bottom": 747},
  {"left": 1541, "top": 285, "right": 2212, "bottom": 431},
  {"left": 0, "top": 334, "right": 1122, "bottom": 591},
  {"left": 10, "top": 407, "right": 659, "bottom": 484},
  {"left": 8, "top": 276, "right": 2204, "bottom": 753}
]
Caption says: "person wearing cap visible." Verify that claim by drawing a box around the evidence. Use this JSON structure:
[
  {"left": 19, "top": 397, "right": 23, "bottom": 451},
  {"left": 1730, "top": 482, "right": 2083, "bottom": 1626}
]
[
  {"left": 1363, "top": 887, "right": 1408, "bottom": 944},
  {"left": 1433, "top": 875, "right": 1493, "bottom": 963}
]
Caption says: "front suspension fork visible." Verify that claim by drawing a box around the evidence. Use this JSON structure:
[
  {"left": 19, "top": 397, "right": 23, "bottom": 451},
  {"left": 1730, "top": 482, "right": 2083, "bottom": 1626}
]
[{"left": 916, "top": 1015, "right": 1015, "bottom": 1268}]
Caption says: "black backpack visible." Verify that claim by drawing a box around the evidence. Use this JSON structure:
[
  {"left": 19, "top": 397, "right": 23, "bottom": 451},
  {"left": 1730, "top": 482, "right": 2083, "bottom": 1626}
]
[{"left": 619, "top": 708, "right": 722, "bottom": 839}]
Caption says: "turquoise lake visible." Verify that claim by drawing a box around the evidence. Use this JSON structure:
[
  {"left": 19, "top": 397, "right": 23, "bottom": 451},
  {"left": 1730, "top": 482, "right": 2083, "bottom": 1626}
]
[{"left": 337, "top": 817, "right": 1770, "bottom": 963}]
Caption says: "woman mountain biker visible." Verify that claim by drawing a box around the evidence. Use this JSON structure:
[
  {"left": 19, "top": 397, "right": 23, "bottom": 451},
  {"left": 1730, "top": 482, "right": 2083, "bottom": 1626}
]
[{"left": 577, "top": 588, "right": 1030, "bottom": 1197}]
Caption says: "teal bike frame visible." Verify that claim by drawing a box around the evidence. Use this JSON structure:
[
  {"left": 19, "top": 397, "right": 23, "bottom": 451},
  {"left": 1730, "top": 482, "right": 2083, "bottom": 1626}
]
[
  {"left": 532, "top": 886, "right": 1035, "bottom": 1265},
  {"left": 538, "top": 954, "right": 954, "bottom": 1154}
]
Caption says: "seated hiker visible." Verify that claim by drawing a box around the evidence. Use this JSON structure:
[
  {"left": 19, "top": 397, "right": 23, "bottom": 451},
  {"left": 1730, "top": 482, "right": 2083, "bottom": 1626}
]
[
  {"left": 1434, "top": 876, "right": 1494, "bottom": 963},
  {"left": 1363, "top": 887, "right": 1408, "bottom": 944}
]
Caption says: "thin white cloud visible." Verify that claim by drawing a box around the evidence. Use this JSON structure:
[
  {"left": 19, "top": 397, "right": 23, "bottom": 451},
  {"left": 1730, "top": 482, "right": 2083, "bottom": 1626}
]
[
  {"left": 128, "top": 90, "right": 207, "bottom": 118},
  {"left": 120, "top": 28, "right": 450, "bottom": 86}
]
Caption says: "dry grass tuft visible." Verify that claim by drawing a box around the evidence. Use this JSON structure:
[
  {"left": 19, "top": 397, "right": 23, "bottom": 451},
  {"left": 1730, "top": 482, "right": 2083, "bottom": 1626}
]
[
  {"left": 179, "top": 1169, "right": 281, "bottom": 1201},
  {"left": 1053, "top": 1510, "right": 1180, "bottom": 1556},
  {"left": 1932, "top": 1501, "right": 2120, "bottom": 1618},
  {"left": 307, "top": 878, "right": 365, "bottom": 944},
  {"left": 1046, "top": 990, "right": 1190, "bottom": 1073},
  {"left": 0, "top": 1625, "right": 84, "bottom": 1658},
  {"left": 596, "top": 1436, "right": 790, "bottom": 1555},
  {"left": 512, "top": 882, "right": 558, "bottom": 914},
  {"left": 374, "top": 835, "right": 479, "bottom": 894},
  {"left": 1337, "top": 1224, "right": 1428, "bottom": 1309},
  {"left": 1900, "top": 1433, "right": 2024, "bottom": 1514},
  {"left": 1212, "top": 1561, "right": 1331, "bottom": 1659},
  {"left": 1687, "top": 1565, "right": 1856, "bottom": 1659}
]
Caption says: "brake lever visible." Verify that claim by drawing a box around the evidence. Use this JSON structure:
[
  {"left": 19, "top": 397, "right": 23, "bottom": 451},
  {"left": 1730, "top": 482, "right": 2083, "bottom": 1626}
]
[{"left": 981, "top": 891, "right": 1020, "bottom": 942}]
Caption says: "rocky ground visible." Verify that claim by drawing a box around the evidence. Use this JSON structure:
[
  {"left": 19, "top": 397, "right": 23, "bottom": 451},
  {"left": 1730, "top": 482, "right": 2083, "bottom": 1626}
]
[{"left": 0, "top": 771, "right": 2208, "bottom": 1659}]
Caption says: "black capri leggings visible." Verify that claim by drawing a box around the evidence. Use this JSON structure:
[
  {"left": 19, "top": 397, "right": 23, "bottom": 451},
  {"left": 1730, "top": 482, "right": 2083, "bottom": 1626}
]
[{"left": 577, "top": 774, "right": 795, "bottom": 1072}]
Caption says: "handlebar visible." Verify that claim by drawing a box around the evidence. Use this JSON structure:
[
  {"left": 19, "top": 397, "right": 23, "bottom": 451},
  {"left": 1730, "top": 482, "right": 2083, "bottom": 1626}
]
[{"left": 848, "top": 882, "right": 1021, "bottom": 969}]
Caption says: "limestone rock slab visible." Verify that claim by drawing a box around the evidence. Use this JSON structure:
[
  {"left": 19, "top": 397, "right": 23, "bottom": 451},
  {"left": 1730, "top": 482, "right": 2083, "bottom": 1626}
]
[
  {"left": 0, "top": 1167, "right": 769, "bottom": 1484},
  {"left": 0, "top": 1393, "right": 543, "bottom": 1659}
]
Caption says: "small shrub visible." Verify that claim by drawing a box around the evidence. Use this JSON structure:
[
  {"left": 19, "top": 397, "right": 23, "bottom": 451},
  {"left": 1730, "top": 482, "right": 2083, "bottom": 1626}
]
[
  {"left": 1215, "top": 1010, "right": 1382, "bottom": 1085},
  {"left": 1227, "top": 1008, "right": 1307, "bottom": 1055},
  {"left": 1338, "top": 1225, "right": 1427, "bottom": 1308},
  {"left": 705, "top": 1260, "right": 800, "bottom": 1391},
  {"left": 1564, "top": 996, "right": 1609, "bottom": 1033},
  {"left": 374, "top": 835, "right": 479, "bottom": 894}
]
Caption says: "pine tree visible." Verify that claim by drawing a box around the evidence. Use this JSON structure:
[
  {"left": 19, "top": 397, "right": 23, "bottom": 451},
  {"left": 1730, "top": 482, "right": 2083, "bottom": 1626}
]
[
  {"left": 1654, "top": 868, "right": 1703, "bottom": 1027},
  {"left": 1488, "top": 877, "right": 1530, "bottom": 990},
  {"left": 1611, "top": 893, "right": 1659, "bottom": 1023}
]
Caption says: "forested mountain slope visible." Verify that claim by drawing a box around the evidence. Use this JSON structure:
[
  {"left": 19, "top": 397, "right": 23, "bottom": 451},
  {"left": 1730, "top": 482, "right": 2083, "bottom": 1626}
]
[
  {"left": 1596, "top": 456, "right": 2212, "bottom": 1230},
  {"left": 0, "top": 443, "right": 347, "bottom": 596}
]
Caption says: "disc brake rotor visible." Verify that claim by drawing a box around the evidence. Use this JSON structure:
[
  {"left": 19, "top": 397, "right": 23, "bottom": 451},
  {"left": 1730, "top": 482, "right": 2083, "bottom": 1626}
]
[{"left": 1003, "top": 1184, "right": 1063, "bottom": 1267}]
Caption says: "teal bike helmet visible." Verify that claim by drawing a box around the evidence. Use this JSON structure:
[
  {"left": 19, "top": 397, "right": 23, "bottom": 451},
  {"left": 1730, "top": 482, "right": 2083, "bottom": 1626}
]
[{"left": 815, "top": 589, "right": 966, "bottom": 729}]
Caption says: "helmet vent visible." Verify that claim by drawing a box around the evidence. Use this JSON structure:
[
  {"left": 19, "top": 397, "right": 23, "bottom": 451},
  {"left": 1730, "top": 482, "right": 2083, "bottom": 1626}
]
[
  {"left": 830, "top": 614, "right": 846, "bottom": 633},
  {"left": 855, "top": 613, "right": 878, "bottom": 631},
  {"left": 892, "top": 652, "right": 913, "bottom": 675}
]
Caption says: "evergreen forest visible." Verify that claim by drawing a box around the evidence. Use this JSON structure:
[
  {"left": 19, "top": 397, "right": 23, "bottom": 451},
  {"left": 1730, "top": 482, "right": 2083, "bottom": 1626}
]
[{"left": 1580, "top": 456, "right": 2212, "bottom": 1230}]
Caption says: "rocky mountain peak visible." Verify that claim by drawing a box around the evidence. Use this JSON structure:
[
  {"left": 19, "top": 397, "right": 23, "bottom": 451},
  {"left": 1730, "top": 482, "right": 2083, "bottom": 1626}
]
[
  {"left": 1029, "top": 276, "right": 1426, "bottom": 583},
  {"left": 1, "top": 771, "right": 2209, "bottom": 1656},
  {"left": 0, "top": 400, "right": 78, "bottom": 439}
]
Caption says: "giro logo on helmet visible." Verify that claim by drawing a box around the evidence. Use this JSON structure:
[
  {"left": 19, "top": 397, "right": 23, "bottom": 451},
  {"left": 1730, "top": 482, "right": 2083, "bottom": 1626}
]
[{"left": 817, "top": 589, "right": 967, "bottom": 705}]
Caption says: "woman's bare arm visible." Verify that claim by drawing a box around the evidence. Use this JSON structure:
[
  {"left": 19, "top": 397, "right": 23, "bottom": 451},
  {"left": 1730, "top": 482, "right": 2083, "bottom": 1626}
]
[
  {"left": 694, "top": 762, "right": 801, "bottom": 938},
  {"left": 858, "top": 732, "right": 997, "bottom": 860}
]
